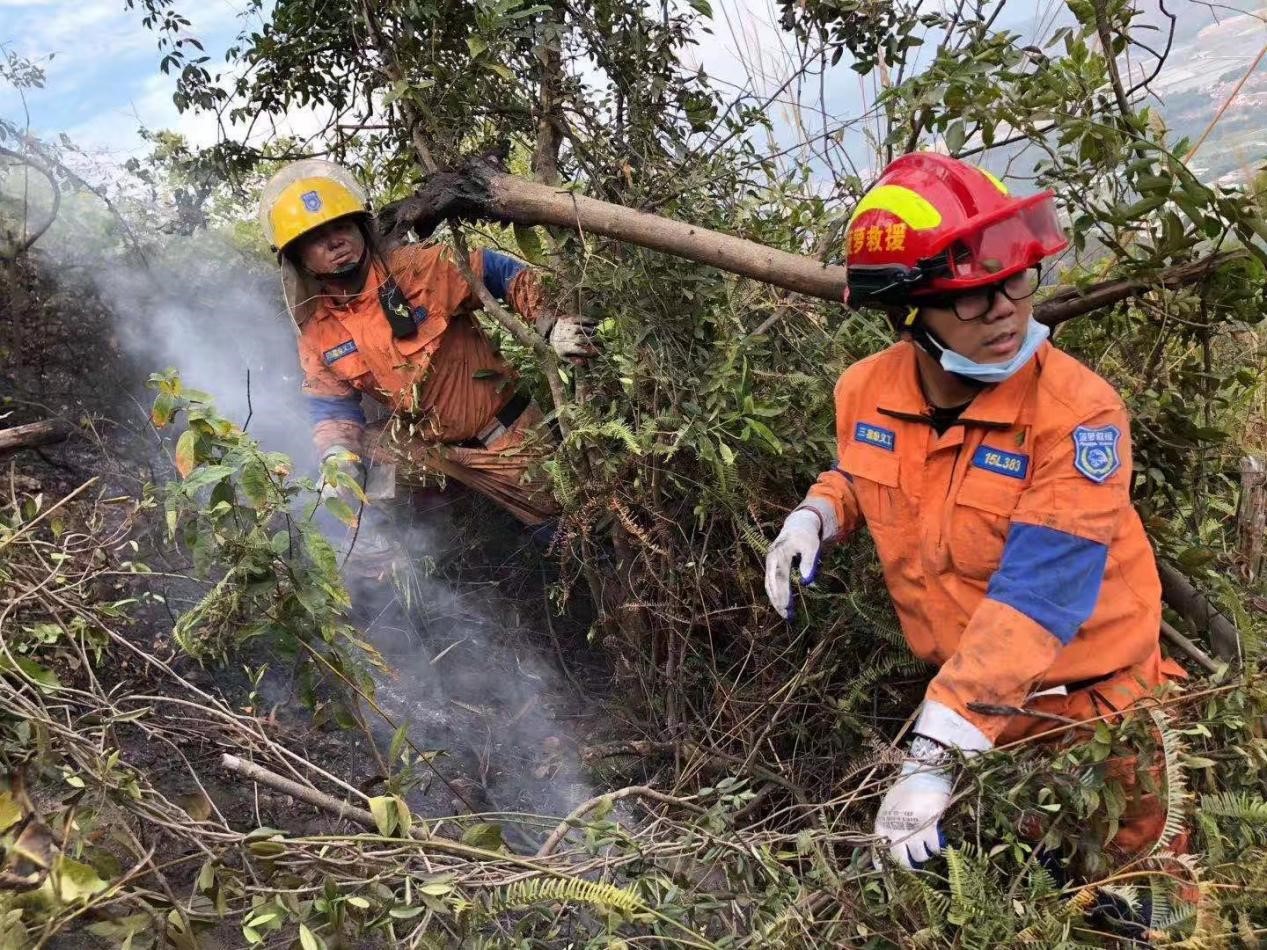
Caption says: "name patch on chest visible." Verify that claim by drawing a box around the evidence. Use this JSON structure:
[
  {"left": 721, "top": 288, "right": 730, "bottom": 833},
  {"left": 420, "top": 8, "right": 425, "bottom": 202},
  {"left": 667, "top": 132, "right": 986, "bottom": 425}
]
[
  {"left": 854, "top": 422, "right": 895, "bottom": 451},
  {"left": 322, "top": 340, "right": 358, "bottom": 365},
  {"left": 972, "top": 444, "right": 1030, "bottom": 480}
]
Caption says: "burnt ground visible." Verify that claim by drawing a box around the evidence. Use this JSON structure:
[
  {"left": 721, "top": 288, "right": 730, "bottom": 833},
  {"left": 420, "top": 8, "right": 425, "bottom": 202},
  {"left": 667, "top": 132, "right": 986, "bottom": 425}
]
[{"left": 1, "top": 253, "right": 634, "bottom": 945}]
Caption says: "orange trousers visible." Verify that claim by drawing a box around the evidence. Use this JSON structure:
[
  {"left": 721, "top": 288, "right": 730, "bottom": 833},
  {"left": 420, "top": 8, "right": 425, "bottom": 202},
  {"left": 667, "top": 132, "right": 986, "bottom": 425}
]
[
  {"left": 364, "top": 402, "right": 560, "bottom": 526},
  {"left": 997, "top": 647, "right": 1188, "bottom": 859}
]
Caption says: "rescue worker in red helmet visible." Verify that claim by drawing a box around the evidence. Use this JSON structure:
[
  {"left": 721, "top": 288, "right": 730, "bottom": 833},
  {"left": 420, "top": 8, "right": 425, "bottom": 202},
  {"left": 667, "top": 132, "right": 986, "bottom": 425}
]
[
  {"left": 764, "top": 153, "right": 1184, "bottom": 870},
  {"left": 259, "top": 160, "right": 595, "bottom": 536}
]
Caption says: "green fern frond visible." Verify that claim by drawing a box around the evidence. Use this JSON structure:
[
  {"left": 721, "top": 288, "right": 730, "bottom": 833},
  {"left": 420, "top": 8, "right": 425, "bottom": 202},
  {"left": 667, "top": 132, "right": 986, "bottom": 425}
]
[
  {"left": 488, "top": 875, "right": 645, "bottom": 917},
  {"left": 1148, "top": 708, "right": 1191, "bottom": 855},
  {"left": 944, "top": 847, "right": 971, "bottom": 916},
  {"left": 738, "top": 518, "right": 769, "bottom": 557},
  {"left": 1199, "top": 791, "right": 1267, "bottom": 824}
]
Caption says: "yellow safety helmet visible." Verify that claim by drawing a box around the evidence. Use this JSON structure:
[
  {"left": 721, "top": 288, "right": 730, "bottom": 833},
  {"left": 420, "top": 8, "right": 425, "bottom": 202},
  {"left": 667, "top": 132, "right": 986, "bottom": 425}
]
[{"left": 258, "top": 159, "right": 370, "bottom": 253}]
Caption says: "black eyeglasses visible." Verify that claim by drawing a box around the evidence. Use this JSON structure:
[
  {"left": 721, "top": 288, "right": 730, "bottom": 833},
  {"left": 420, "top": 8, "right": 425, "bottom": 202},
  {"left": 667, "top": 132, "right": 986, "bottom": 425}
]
[{"left": 917, "top": 265, "right": 1042, "bottom": 321}]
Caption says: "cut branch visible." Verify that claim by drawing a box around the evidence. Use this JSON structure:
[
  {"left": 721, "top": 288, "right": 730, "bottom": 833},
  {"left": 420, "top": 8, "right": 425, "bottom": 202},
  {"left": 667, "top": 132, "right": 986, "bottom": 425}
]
[
  {"left": 0, "top": 419, "right": 68, "bottom": 456},
  {"left": 379, "top": 156, "right": 849, "bottom": 302}
]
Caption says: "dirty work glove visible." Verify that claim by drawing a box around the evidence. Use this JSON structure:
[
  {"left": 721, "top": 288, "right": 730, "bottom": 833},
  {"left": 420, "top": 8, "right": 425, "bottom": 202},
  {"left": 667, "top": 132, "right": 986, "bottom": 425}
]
[
  {"left": 764, "top": 500, "right": 835, "bottom": 620},
  {"left": 546, "top": 314, "right": 600, "bottom": 362},
  {"left": 319, "top": 445, "right": 366, "bottom": 505},
  {"left": 874, "top": 701, "right": 992, "bottom": 870}
]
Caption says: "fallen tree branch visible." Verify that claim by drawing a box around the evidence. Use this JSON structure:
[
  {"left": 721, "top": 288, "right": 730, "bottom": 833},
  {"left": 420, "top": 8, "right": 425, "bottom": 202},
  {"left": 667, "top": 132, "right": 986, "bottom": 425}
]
[
  {"left": 582, "top": 739, "right": 807, "bottom": 801},
  {"left": 537, "top": 785, "right": 704, "bottom": 857},
  {"left": 0, "top": 419, "right": 68, "bottom": 456},
  {"left": 1161, "top": 620, "right": 1221, "bottom": 674},
  {"left": 220, "top": 754, "right": 387, "bottom": 832},
  {"left": 379, "top": 155, "right": 849, "bottom": 302},
  {"left": 1033, "top": 251, "right": 1247, "bottom": 328},
  {"left": 1158, "top": 561, "right": 1241, "bottom": 662},
  {"left": 380, "top": 158, "right": 1247, "bottom": 314}
]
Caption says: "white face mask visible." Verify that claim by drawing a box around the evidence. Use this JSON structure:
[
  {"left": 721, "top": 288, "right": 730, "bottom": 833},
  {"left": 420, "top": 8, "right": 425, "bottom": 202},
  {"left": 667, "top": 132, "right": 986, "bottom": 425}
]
[{"left": 937, "top": 317, "right": 1049, "bottom": 384}]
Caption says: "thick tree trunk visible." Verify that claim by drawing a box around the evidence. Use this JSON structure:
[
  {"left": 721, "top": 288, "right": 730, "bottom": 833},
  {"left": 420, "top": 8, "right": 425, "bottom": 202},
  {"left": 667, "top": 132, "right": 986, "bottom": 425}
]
[
  {"left": 0, "top": 420, "right": 66, "bottom": 455},
  {"left": 379, "top": 158, "right": 1244, "bottom": 314}
]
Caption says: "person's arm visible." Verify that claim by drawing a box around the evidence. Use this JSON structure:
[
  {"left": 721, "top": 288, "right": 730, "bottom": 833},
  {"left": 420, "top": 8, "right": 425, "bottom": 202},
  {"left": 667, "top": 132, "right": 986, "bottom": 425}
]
[
  {"left": 298, "top": 337, "right": 366, "bottom": 460},
  {"left": 802, "top": 373, "right": 866, "bottom": 541},
  {"left": 471, "top": 248, "right": 597, "bottom": 359},
  {"left": 921, "top": 402, "right": 1133, "bottom": 746},
  {"left": 765, "top": 373, "right": 865, "bottom": 619}
]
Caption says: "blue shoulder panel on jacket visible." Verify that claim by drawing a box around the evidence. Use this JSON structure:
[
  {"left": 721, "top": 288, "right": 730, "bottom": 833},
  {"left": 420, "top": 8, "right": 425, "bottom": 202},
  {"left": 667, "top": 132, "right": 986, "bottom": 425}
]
[
  {"left": 986, "top": 522, "right": 1108, "bottom": 645},
  {"left": 481, "top": 249, "right": 526, "bottom": 301}
]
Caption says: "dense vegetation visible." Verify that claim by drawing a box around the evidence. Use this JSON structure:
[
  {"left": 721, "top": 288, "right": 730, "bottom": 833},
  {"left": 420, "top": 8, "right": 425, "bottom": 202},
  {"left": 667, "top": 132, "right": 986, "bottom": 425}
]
[{"left": 2, "top": 0, "right": 1267, "bottom": 945}]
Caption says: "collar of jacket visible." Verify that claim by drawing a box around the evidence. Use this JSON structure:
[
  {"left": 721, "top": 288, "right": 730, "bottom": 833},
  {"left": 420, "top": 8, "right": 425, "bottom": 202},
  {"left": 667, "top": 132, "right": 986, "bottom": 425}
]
[
  {"left": 875, "top": 339, "right": 1047, "bottom": 430},
  {"left": 313, "top": 257, "right": 391, "bottom": 319}
]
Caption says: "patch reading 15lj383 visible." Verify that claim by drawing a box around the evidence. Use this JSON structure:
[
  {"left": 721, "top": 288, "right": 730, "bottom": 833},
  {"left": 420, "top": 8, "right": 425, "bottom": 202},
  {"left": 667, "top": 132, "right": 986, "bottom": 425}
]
[{"left": 972, "top": 445, "right": 1030, "bottom": 479}]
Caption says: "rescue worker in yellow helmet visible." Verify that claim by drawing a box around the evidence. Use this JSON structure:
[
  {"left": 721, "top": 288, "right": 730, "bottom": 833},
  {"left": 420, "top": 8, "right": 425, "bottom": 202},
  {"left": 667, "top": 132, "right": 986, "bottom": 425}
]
[
  {"left": 259, "top": 159, "right": 595, "bottom": 533},
  {"left": 764, "top": 153, "right": 1184, "bottom": 873}
]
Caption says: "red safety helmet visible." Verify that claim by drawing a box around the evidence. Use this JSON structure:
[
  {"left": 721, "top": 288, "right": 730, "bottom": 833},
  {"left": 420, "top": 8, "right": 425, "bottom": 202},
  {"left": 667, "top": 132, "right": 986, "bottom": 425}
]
[{"left": 843, "top": 152, "right": 1068, "bottom": 307}]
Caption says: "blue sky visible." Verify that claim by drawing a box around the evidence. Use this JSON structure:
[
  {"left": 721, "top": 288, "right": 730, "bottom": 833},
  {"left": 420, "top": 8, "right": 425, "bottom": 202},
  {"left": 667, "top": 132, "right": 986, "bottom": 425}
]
[
  {"left": 0, "top": 0, "right": 266, "bottom": 158},
  {"left": 1, "top": 0, "right": 1262, "bottom": 184}
]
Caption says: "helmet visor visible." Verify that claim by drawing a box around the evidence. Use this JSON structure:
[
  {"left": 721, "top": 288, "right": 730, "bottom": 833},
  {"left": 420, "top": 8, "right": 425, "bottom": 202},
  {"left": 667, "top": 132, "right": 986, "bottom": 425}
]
[{"left": 943, "top": 194, "right": 1067, "bottom": 287}]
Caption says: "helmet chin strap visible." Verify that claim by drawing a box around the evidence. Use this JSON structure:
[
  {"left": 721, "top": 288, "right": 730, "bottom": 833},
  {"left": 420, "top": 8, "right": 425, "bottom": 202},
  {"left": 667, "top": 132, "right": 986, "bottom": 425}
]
[{"left": 902, "top": 306, "right": 987, "bottom": 390}]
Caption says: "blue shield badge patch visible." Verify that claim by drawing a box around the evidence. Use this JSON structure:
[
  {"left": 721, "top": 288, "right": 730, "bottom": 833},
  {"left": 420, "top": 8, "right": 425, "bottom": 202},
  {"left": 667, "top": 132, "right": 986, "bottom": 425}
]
[
  {"left": 1072, "top": 425, "right": 1121, "bottom": 483},
  {"left": 301, "top": 189, "right": 323, "bottom": 213}
]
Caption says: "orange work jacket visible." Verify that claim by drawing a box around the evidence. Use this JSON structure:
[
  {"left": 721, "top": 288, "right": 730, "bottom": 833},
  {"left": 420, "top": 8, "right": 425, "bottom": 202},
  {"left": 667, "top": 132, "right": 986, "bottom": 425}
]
[
  {"left": 296, "top": 244, "right": 542, "bottom": 455},
  {"left": 806, "top": 340, "right": 1162, "bottom": 741}
]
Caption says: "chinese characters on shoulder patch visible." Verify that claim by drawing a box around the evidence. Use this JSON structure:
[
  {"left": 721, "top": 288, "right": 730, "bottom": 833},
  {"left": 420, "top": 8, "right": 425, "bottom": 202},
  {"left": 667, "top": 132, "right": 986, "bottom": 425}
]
[{"left": 1072, "top": 425, "right": 1121, "bottom": 483}]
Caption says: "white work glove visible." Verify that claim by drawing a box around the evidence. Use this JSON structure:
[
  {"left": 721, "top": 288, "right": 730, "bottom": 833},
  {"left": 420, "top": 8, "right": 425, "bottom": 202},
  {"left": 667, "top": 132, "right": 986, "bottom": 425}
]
[
  {"left": 873, "top": 701, "right": 993, "bottom": 870},
  {"left": 547, "top": 314, "right": 600, "bottom": 362},
  {"left": 874, "top": 749, "right": 952, "bottom": 869},
  {"left": 764, "top": 502, "right": 834, "bottom": 620}
]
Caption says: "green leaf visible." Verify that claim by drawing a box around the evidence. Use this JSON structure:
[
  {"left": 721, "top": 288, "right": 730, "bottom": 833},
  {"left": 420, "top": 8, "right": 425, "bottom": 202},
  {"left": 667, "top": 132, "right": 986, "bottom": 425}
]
[
  {"left": 55, "top": 856, "right": 108, "bottom": 902},
  {"left": 0, "top": 654, "right": 62, "bottom": 691},
  {"left": 181, "top": 464, "right": 236, "bottom": 493},
  {"left": 945, "top": 120, "right": 965, "bottom": 153},
  {"left": 175, "top": 429, "right": 198, "bottom": 478},
  {"left": 241, "top": 457, "right": 272, "bottom": 507},
  {"left": 369, "top": 795, "right": 397, "bottom": 836},
  {"left": 466, "top": 36, "right": 488, "bottom": 58},
  {"left": 324, "top": 496, "right": 358, "bottom": 527},
  {"left": 394, "top": 796, "right": 412, "bottom": 836},
  {"left": 483, "top": 62, "right": 514, "bottom": 81},
  {"left": 151, "top": 392, "right": 178, "bottom": 427},
  {"left": 0, "top": 791, "right": 24, "bottom": 833},
  {"left": 389, "top": 905, "right": 425, "bottom": 919},
  {"left": 299, "top": 923, "right": 324, "bottom": 950},
  {"left": 513, "top": 223, "right": 546, "bottom": 265},
  {"left": 460, "top": 822, "right": 503, "bottom": 850}
]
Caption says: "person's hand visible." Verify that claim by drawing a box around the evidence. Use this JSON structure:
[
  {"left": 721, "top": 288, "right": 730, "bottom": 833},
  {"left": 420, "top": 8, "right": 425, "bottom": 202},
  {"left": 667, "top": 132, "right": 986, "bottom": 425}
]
[
  {"left": 874, "top": 756, "right": 952, "bottom": 869},
  {"left": 319, "top": 445, "right": 366, "bottom": 507},
  {"left": 763, "top": 507, "right": 823, "bottom": 620},
  {"left": 547, "top": 314, "right": 600, "bottom": 362},
  {"left": 873, "top": 702, "right": 993, "bottom": 870}
]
